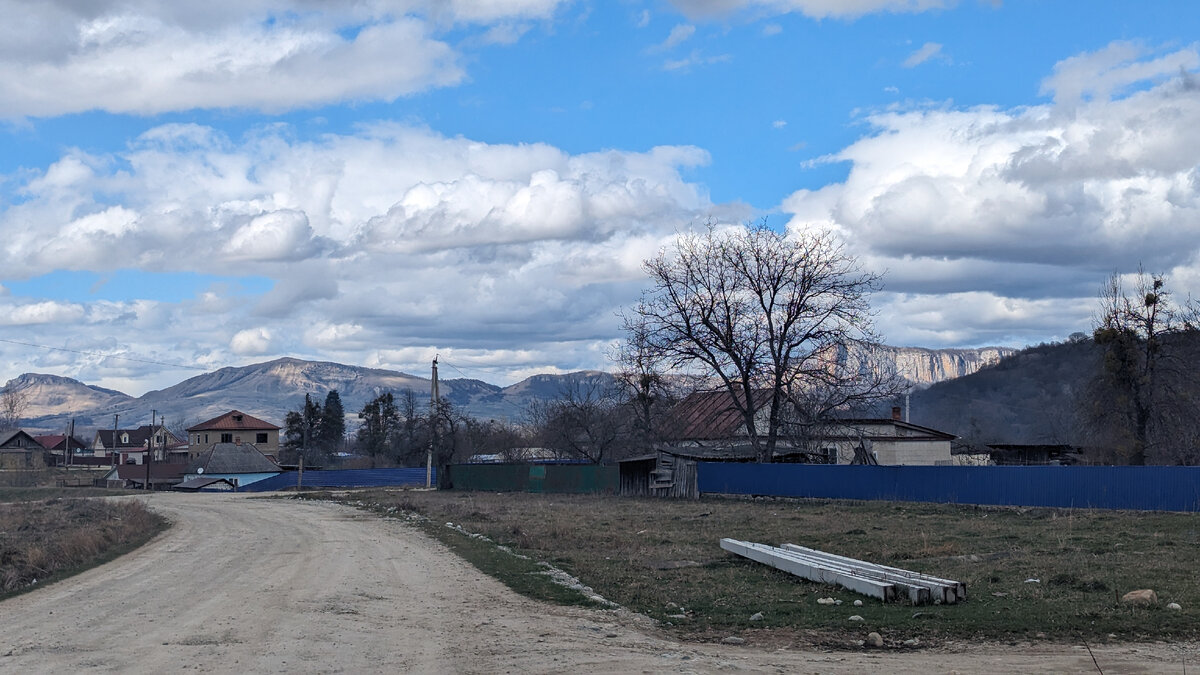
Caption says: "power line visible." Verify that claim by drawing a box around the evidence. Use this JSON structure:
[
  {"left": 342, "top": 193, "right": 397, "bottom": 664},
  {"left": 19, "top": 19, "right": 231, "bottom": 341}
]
[{"left": 0, "top": 338, "right": 208, "bottom": 371}]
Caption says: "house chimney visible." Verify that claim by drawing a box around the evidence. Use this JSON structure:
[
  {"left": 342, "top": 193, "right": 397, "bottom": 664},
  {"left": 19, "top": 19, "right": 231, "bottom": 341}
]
[{"left": 891, "top": 406, "right": 902, "bottom": 421}]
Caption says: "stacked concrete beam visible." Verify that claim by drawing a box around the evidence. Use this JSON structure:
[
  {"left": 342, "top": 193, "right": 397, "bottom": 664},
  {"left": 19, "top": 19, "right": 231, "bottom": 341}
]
[
  {"left": 719, "top": 539, "right": 965, "bottom": 605},
  {"left": 782, "top": 543, "right": 965, "bottom": 603}
]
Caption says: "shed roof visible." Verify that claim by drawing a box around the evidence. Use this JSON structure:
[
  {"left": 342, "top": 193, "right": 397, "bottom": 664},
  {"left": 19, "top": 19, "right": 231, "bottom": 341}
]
[
  {"left": 188, "top": 410, "right": 280, "bottom": 432},
  {"left": 110, "top": 463, "right": 188, "bottom": 481},
  {"left": 828, "top": 418, "right": 956, "bottom": 441},
  {"left": 188, "top": 442, "right": 280, "bottom": 475},
  {"left": 0, "top": 429, "right": 42, "bottom": 450}
]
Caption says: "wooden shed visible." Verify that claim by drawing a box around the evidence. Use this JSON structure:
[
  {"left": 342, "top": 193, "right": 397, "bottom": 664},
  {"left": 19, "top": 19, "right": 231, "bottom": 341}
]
[{"left": 618, "top": 450, "right": 701, "bottom": 499}]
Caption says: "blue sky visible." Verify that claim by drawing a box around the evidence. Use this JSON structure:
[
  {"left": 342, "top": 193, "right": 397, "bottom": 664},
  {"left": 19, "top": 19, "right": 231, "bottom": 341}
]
[{"left": 2, "top": 0, "right": 1200, "bottom": 395}]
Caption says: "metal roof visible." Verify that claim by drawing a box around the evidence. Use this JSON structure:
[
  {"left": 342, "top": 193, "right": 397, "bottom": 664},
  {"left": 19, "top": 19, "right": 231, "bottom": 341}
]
[
  {"left": 187, "top": 442, "right": 280, "bottom": 474},
  {"left": 660, "top": 390, "right": 772, "bottom": 441}
]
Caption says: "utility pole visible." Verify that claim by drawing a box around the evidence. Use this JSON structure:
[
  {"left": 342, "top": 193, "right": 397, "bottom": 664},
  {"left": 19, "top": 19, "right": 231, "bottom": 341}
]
[
  {"left": 63, "top": 418, "right": 71, "bottom": 469},
  {"left": 146, "top": 409, "right": 155, "bottom": 490},
  {"left": 112, "top": 414, "right": 119, "bottom": 467},
  {"left": 427, "top": 355, "right": 438, "bottom": 489}
]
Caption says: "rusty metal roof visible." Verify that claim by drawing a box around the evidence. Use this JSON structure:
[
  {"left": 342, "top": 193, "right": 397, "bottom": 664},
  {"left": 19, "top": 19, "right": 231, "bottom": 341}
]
[{"left": 660, "top": 389, "right": 772, "bottom": 441}]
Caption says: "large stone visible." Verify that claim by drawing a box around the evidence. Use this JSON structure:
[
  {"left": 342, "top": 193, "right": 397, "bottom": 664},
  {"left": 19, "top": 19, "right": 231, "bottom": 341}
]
[
  {"left": 866, "top": 632, "right": 884, "bottom": 648},
  {"left": 1121, "top": 589, "right": 1158, "bottom": 606}
]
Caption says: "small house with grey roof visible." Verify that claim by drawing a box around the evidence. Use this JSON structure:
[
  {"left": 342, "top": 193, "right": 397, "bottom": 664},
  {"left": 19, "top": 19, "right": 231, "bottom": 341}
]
[{"left": 182, "top": 441, "right": 281, "bottom": 489}]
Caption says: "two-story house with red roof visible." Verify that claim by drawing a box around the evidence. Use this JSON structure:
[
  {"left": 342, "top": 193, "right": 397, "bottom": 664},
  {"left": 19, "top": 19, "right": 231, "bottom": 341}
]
[{"left": 187, "top": 410, "right": 281, "bottom": 460}]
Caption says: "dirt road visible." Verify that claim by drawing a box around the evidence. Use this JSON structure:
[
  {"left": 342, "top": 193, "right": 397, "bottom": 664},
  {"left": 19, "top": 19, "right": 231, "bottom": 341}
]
[{"left": 0, "top": 493, "right": 1192, "bottom": 673}]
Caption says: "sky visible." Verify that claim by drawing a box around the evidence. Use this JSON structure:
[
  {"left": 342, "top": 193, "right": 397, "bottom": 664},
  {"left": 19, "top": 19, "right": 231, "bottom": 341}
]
[{"left": 2, "top": 0, "right": 1200, "bottom": 396}]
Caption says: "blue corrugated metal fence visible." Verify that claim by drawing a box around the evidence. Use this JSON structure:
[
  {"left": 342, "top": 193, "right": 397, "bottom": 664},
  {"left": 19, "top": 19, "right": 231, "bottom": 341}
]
[
  {"left": 238, "top": 468, "right": 435, "bottom": 492},
  {"left": 697, "top": 463, "right": 1200, "bottom": 512}
]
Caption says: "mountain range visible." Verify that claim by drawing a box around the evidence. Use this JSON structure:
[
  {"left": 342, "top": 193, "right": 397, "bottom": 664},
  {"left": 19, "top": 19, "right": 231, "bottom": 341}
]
[{"left": 8, "top": 345, "right": 1015, "bottom": 435}]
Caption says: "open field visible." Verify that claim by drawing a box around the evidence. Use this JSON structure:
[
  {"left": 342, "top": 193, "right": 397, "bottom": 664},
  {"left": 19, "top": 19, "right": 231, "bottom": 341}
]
[
  {"left": 317, "top": 489, "right": 1200, "bottom": 647},
  {"left": 3, "top": 493, "right": 1193, "bottom": 674},
  {"left": 0, "top": 498, "right": 167, "bottom": 598}
]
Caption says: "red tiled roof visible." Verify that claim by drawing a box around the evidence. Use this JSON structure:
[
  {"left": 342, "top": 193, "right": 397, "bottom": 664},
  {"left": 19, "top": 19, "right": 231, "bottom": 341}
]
[{"left": 187, "top": 410, "right": 281, "bottom": 432}]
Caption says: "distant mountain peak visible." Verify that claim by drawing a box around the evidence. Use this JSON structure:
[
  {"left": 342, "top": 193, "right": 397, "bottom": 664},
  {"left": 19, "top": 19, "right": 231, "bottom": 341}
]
[{"left": 12, "top": 347, "right": 1013, "bottom": 434}]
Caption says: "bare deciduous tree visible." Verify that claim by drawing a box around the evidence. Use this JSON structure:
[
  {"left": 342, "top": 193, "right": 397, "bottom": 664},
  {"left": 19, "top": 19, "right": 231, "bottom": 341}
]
[
  {"left": 0, "top": 383, "right": 29, "bottom": 430},
  {"left": 527, "top": 379, "right": 629, "bottom": 464},
  {"left": 627, "top": 221, "right": 895, "bottom": 463},
  {"left": 609, "top": 311, "right": 697, "bottom": 451},
  {"left": 1085, "top": 269, "right": 1200, "bottom": 464}
]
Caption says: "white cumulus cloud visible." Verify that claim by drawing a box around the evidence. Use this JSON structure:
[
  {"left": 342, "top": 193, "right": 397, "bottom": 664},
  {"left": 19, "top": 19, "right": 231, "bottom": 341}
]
[
  {"left": 782, "top": 42, "right": 1200, "bottom": 347},
  {"left": 231, "top": 327, "right": 274, "bottom": 356},
  {"left": 0, "top": 0, "right": 569, "bottom": 116}
]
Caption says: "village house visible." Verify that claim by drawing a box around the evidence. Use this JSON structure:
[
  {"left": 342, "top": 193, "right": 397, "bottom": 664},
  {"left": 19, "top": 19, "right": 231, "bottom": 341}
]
[
  {"left": 0, "top": 430, "right": 46, "bottom": 469},
  {"left": 92, "top": 424, "right": 184, "bottom": 465},
  {"left": 650, "top": 391, "right": 954, "bottom": 465},
  {"left": 619, "top": 391, "right": 955, "bottom": 498},
  {"left": 34, "top": 433, "right": 90, "bottom": 466},
  {"left": 180, "top": 441, "right": 281, "bottom": 489},
  {"left": 187, "top": 411, "right": 281, "bottom": 459}
]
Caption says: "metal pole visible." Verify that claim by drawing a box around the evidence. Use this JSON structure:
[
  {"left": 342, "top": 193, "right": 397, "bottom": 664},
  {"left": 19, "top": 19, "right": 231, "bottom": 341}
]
[{"left": 112, "top": 414, "right": 119, "bottom": 467}]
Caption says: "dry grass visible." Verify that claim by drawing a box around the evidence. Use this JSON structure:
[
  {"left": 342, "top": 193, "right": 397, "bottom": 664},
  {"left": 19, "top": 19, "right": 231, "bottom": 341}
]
[
  {"left": 323, "top": 489, "right": 1200, "bottom": 646},
  {"left": 0, "top": 498, "right": 167, "bottom": 596}
]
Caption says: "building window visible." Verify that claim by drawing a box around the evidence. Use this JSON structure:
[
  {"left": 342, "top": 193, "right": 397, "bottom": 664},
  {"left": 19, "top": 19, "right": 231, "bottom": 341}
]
[
  {"left": 256, "top": 433, "right": 268, "bottom": 444},
  {"left": 121, "top": 433, "right": 129, "bottom": 444},
  {"left": 204, "top": 434, "right": 209, "bottom": 443},
  {"left": 221, "top": 433, "right": 233, "bottom": 443}
]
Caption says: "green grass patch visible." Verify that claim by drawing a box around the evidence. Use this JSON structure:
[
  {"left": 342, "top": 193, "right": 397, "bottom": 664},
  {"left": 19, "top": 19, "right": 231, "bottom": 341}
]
[{"left": 313, "top": 489, "right": 1200, "bottom": 645}]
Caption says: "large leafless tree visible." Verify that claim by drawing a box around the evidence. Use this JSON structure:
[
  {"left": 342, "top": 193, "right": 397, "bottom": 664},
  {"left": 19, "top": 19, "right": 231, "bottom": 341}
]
[
  {"left": 1085, "top": 269, "right": 1200, "bottom": 464},
  {"left": 627, "top": 222, "right": 897, "bottom": 463}
]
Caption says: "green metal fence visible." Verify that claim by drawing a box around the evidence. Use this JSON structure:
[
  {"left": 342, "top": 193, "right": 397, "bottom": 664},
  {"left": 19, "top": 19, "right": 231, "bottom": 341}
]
[{"left": 444, "top": 463, "right": 618, "bottom": 494}]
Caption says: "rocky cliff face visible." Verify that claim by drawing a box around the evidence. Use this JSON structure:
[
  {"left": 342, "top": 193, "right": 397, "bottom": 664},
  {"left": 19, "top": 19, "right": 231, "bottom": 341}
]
[{"left": 879, "top": 346, "right": 1016, "bottom": 387}]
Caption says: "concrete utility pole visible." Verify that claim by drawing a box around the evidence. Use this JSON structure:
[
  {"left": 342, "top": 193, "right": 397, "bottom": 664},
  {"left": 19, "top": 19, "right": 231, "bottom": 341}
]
[
  {"left": 146, "top": 409, "right": 155, "bottom": 490},
  {"left": 427, "top": 355, "right": 438, "bottom": 488},
  {"left": 111, "top": 414, "right": 119, "bottom": 467}
]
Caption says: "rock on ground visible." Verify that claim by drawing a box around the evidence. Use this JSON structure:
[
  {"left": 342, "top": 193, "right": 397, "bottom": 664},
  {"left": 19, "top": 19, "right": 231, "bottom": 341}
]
[{"left": 1121, "top": 589, "right": 1159, "bottom": 606}]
